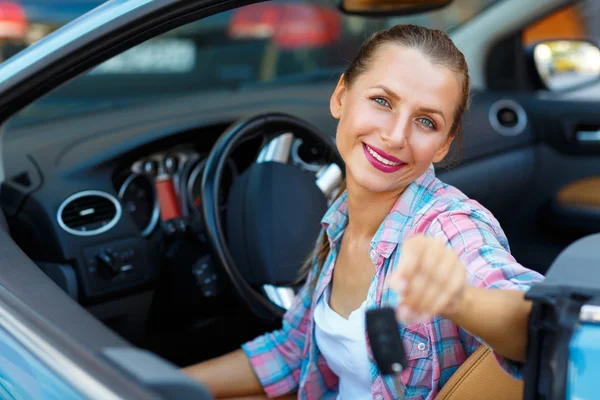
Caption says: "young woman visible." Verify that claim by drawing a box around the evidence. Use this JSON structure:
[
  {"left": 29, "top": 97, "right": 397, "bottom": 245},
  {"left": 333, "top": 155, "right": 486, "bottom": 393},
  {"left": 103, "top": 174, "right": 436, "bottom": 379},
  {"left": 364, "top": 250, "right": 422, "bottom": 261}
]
[{"left": 183, "top": 24, "right": 544, "bottom": 400}]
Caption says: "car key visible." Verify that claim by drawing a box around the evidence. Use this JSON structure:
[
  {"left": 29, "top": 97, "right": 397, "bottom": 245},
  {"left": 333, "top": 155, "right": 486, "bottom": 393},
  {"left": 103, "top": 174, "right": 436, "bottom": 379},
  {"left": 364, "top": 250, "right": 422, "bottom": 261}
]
[{"left": 366, "top": 307, "right": 408, "bottom": 400}]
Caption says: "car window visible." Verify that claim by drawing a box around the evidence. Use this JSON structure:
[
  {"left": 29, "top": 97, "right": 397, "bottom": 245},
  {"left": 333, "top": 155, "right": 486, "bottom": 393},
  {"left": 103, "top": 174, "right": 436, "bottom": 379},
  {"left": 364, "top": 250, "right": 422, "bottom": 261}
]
[
  {"left": 523, "top": 2, "right": 598, "bottom": 44},
  {"left": 7, "top": 0, "right": 500, "bottom": 129},
  {"left": 522, "top": 1, "right": 600, "bottom": 99}
]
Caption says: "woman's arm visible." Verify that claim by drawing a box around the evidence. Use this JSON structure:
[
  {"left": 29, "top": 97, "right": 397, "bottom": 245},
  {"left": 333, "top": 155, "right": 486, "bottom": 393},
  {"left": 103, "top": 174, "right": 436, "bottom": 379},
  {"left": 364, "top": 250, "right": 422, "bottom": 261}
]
[
  {"left": 386, "top": 234, "right": 539, "bottom": 363},
  {"left": 181, "top": 349, "right": 264, "bottom": 398},
  {"left": 448, "top": 286, "right": 532, "bottom": 362}
]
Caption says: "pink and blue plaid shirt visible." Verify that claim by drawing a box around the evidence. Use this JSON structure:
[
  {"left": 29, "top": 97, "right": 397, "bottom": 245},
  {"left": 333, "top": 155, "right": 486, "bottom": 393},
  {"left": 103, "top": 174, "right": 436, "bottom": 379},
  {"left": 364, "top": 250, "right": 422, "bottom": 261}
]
[{"left": 242, "top": 165, "right": 544, "bottom": 400}]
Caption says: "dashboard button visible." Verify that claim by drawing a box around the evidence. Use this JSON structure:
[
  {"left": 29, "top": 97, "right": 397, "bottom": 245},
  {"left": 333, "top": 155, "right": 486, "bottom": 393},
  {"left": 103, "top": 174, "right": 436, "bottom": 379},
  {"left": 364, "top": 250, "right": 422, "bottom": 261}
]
[{"left": 96, "top": 250, "right": 121, "bottom": 279}]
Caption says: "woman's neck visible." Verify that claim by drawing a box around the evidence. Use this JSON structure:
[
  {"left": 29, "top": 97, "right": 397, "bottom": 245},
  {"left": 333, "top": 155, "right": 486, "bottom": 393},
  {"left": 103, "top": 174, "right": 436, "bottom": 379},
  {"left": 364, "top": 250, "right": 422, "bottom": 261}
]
[{"left": 344, "top": 175, "right": 406, "bottom": 240}]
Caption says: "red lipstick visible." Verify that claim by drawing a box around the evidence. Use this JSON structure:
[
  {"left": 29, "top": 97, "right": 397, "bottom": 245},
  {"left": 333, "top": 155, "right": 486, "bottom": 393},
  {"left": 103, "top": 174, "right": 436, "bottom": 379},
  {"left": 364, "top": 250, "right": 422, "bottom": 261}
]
[{"left": 362, "top": 143, "right": 406, "bottom": 174}]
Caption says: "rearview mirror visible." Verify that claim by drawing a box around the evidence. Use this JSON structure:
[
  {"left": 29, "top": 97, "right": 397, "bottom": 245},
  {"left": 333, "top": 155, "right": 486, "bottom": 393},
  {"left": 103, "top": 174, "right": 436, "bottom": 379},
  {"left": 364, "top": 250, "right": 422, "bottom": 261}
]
[
  {"left": 340, "top": 0, "right": 452, "bottom": 16},
  {"left": 529, "top": 39, "right": 600, "bottom": 92}
]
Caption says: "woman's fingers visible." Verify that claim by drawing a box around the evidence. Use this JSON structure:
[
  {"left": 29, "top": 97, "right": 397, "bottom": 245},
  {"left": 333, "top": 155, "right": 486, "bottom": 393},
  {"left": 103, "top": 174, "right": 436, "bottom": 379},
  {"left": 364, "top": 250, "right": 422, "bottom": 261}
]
[
  {"left": 396, "top": 236, "right": 426, "bottom": 280},
  {"left": 389, "top": 235, "right": 467, "bottom": 324}
]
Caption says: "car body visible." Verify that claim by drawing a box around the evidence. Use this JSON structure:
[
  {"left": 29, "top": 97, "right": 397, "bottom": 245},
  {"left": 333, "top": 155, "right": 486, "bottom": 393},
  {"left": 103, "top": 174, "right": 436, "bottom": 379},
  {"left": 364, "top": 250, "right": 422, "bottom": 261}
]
[{"left": 0, "top": 0, "right": 599, "bottom": 399}]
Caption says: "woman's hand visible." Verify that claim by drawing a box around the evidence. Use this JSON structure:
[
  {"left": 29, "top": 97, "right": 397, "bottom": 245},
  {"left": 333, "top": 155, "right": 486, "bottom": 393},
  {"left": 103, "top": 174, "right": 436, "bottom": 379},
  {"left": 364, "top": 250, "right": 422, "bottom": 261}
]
[{"left": 386, "top": 235, "right": 467, "bottom": 324}]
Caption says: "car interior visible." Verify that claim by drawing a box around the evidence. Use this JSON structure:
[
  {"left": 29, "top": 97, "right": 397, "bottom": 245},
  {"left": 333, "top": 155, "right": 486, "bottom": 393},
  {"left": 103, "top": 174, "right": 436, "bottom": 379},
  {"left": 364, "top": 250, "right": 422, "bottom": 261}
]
[{"left": 0, "top": 0, "right": 599, "bottom": 398}]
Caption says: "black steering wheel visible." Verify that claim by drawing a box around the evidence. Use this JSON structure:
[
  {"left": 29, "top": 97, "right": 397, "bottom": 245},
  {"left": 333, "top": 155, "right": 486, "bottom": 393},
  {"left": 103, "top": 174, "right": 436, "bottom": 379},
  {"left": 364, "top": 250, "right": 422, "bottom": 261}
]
[{"left": 201, "top": 113, "right": 344, "bottom": 320}]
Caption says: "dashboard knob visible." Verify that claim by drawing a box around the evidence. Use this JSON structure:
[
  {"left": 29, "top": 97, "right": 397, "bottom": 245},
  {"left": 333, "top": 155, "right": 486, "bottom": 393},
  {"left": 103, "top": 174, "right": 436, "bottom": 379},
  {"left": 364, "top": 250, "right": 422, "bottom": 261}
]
[
  {"left": 96, "top": 250, "right": 121, "bottom": 279},
  {"left": 164, "top": 155, "right": 179, "bottom": 175},
  {"left": 143, "top": 160, "right": 159, "bottom": 177}
]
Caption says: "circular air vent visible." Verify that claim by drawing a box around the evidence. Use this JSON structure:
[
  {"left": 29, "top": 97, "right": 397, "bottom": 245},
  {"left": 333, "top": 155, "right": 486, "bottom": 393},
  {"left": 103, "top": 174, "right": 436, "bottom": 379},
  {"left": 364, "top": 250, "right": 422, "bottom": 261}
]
[
  {"left": 57, "top": 191, "right": 122, "bottom": 236},
  {"left": 489, "top": 99, "right": 527, "bottom": 136}
]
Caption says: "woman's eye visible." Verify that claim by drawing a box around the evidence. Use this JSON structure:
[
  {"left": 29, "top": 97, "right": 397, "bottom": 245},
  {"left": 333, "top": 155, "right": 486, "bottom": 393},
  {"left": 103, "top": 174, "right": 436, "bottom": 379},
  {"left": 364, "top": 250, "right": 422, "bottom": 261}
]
[
  {"left": 372, "top": 97, "right": 390, "bottom": 108},
  {"left": 418, "top": 117, "right": 436, "bottom": 130}
]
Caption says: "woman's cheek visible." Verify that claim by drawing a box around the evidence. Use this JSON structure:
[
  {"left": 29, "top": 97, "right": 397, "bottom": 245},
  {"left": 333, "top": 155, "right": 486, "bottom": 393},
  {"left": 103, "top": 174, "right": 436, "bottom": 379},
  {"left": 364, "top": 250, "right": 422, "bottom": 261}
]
[{"left": 409, "top": 140, "right": 434, "bottom": 164}]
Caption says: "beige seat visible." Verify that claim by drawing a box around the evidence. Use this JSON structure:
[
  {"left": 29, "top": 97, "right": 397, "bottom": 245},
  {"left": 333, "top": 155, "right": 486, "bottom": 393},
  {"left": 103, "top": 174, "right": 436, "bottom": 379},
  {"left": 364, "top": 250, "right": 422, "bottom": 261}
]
[
  {"left": 435, "top": 345, "right": 523, "bottom": 400},
  {"left": 224, "top": 345, "right": 523, "bottom": 399}
]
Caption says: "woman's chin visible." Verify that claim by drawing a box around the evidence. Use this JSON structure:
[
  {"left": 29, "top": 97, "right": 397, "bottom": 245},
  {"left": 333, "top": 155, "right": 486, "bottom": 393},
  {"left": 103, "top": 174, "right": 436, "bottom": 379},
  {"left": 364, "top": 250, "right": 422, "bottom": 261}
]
[{"left": 351, "top": 172, "right": 402, "bottom": 194}]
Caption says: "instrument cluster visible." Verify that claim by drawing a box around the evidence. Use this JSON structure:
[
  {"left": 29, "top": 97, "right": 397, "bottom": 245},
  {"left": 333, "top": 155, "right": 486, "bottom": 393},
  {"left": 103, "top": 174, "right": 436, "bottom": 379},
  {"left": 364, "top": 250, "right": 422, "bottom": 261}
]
[{"left": 115, "top": 147, "right": 238, "bottom": 238}]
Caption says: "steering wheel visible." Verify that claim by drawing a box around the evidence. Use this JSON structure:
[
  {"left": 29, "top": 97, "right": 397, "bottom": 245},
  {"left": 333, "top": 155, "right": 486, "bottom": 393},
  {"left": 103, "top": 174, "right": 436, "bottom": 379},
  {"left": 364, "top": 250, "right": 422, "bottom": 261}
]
[{"left": 201, "top": 113, "right": 344, "bottom": 320}]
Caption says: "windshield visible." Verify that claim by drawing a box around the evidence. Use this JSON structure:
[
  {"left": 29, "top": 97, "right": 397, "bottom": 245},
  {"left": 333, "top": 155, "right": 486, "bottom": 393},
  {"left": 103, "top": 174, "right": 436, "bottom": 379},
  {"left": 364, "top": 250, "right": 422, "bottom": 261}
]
[{"left": 7, "top": 0, "right": 499, "bottom": 128}]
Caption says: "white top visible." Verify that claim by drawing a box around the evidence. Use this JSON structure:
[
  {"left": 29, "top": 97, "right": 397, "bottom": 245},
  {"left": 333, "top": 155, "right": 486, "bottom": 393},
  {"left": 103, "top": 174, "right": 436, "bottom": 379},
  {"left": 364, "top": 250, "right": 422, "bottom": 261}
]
[{"left": 314, "top": 286, "right": 372, "bottom": 400}]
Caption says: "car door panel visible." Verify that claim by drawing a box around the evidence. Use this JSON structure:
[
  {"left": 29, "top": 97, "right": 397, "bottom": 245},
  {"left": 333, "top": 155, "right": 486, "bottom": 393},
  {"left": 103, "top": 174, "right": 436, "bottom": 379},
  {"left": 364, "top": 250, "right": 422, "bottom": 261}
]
[
  {"left": 552, "top": 178, "right": 600, "bottom": 234},
  {"left": 501, "top": 143, "right": 600, "bottom": 273},
  {"left": 455, "top": 91, "right": 535, "bottom": 161},
  {"left": 531, "top": 98, "right": 600, "bottom": 157},
  {"left": 438, "top": 147, "right": 536, "bottom": 224},
  {"left": 556, "top": 177, "right": 600, "bottom": 210},
  {"left": 437, "top": 91, "right": 537, "bottom": 251},
  {"left": 522, "top": 98, "right": 600, "bottom": 247}
]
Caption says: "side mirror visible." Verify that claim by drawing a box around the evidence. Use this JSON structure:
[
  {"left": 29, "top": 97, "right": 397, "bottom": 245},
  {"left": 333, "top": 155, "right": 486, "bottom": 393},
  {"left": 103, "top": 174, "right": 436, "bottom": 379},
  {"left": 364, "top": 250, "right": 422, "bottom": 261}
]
[
  {"left": 528, "top": 39, "right": 600, "bottom": 92},
  {"left": 339, "top": 0, "right": 452, "bottom": 17}
]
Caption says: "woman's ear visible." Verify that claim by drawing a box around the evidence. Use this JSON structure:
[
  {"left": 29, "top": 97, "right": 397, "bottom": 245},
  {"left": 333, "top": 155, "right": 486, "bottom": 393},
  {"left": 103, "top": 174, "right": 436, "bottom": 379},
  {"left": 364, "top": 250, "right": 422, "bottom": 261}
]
[
  {"left": 432, "top": 133, "right": 455, "bottom": 163},
  {"left": 330, "top": 74, "right": 346, "bottom": 120}
]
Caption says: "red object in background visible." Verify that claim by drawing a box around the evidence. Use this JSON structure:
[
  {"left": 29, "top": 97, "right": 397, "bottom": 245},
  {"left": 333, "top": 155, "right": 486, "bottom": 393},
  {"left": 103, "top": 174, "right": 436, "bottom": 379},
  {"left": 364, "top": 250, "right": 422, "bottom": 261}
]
[
  {"left": 0, "top": 2, "right": 27, "bottom": 40},
  {"left": 229, "top": 3, "right": 342, "bottom": 50},
  {"left": 155, "top": 179, "right": 182, "bottom": 221}
]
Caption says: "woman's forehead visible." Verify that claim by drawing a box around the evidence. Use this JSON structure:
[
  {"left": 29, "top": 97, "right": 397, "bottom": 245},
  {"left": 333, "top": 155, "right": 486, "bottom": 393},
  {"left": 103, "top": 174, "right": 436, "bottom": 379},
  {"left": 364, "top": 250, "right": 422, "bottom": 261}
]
[{"left": 356, "top": 44, "right": 461, "bottom": 112}]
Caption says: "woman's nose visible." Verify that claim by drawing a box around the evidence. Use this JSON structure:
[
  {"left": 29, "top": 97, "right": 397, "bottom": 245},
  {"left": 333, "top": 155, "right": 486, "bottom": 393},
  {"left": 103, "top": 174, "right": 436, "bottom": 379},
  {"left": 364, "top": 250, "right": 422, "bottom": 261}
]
[{"left": 381, "top": 118, "right": 409, "bottom": 149}]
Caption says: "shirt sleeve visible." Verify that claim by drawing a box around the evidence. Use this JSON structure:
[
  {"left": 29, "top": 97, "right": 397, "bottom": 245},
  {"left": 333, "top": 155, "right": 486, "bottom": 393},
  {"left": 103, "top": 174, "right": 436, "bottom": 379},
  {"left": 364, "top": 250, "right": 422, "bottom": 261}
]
[
  {"left": 423, "top": 206, "right": 544, "bottom": 379},
  {"left": 241, "top": 276, "right": 313, "bottom": 397}
]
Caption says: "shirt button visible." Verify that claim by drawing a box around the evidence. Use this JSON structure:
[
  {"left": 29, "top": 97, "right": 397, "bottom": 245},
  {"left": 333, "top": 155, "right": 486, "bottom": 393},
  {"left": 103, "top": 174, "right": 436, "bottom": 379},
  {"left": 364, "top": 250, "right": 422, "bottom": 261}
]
[
  {"left": 375, "top": 394, "right": 384, "bottom": 400},
  {"left": 417, "top": 342, "right": 427, "bottom": 351},
  {"left": 369, "top": 249, "right": 378, "bottom": 264}
]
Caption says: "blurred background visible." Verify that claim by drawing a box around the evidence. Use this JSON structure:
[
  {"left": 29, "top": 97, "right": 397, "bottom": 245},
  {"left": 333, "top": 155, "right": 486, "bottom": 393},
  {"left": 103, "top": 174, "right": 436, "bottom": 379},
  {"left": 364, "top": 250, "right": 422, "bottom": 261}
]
[{"left": 0, "top": 0, "right": 597, "bottom": 128}]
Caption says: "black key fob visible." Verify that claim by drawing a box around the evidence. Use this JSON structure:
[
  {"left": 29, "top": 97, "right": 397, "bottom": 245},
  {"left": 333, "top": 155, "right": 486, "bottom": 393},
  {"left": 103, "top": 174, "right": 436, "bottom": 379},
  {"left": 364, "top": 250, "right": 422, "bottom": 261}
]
[{"left": 366, "top": 307, "right": 408, "bottom": 375}]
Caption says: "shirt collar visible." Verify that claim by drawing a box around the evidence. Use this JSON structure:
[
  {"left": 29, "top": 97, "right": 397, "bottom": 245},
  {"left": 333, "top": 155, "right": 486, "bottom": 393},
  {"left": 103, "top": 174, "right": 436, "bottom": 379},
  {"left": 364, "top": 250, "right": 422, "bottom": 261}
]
[{"left": 320, "top": 164, "right": 437, "bottom": 259}]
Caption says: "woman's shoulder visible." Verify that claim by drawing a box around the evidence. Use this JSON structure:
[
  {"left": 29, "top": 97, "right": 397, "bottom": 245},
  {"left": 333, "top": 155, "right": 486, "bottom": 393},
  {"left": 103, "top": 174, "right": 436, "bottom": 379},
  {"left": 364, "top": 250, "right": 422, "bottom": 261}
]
[{"left": 414, "top": 175, "right": 501, "bottom": 232}]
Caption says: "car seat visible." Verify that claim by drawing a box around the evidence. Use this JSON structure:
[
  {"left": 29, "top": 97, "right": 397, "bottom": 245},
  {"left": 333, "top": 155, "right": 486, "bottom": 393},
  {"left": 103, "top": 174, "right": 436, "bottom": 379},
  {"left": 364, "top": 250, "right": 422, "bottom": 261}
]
[{"left": 435, "top": 345, "right": 523, "bottom": 400}]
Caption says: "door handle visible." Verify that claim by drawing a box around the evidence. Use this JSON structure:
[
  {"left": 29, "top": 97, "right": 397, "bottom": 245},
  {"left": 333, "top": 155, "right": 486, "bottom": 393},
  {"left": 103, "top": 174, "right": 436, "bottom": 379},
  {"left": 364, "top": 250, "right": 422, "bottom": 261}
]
[{"left": 576, "top": 128, "right": 600, "bottom": 143}]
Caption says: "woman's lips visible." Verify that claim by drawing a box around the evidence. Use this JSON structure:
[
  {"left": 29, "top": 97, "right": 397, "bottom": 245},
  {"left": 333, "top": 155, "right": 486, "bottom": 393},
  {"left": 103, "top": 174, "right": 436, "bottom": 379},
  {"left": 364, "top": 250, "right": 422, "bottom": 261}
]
[
  {"left": 364, "top": 143, "right": 402, "bottom": 163},
  {"left": 362, "top": 143, "right": 406, "bottom": 173}
]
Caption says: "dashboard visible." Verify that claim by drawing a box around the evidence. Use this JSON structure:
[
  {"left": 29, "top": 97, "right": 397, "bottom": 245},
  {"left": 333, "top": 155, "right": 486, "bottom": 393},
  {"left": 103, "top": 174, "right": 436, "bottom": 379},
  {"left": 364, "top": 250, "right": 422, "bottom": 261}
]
[{"left": 1, "top": 84, "right": 339, "bottom": 309}]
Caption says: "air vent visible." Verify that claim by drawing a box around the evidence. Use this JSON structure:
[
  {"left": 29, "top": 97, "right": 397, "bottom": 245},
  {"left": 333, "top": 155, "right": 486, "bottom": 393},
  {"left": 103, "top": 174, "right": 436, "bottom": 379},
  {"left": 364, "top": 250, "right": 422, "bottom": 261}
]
[
  {"left": 489, "top": 99, "right": 527, "bottom": 136},
  {"left": 57, "top": 191, "right": 121, "bottom": 236}
]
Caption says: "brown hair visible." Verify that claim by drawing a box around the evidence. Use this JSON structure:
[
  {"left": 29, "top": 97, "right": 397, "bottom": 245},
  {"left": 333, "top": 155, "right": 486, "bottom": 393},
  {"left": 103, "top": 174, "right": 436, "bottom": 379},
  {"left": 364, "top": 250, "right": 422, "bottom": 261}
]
[{"left": 301, "top": 24, "right": 471, "bottom": 292}]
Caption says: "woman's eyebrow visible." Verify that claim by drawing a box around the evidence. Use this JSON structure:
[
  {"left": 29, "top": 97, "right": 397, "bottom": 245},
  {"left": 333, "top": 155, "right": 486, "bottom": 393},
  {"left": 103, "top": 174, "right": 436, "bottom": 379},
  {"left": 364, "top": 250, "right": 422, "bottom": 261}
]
[
  {"left": 419, "top": 107, "right": 446, "bottom": 123},
  {"left": 373, "top": 84, "right": 400, "bottom": 100},
  {"left": 373, "top": 85, "right": 447, "bottom": 123}
]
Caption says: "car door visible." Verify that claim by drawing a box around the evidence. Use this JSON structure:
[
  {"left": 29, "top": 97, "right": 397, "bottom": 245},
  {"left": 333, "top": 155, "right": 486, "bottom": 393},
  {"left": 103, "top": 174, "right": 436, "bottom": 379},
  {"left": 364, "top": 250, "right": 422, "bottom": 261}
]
[
  {"left": 0, "top": 0, "right": 254, "bottom": 398},
  {"left": 435, "top": 0, "right": 600, "bottom": 275},
  {"left": 510, "top": 1, "right": 600, "bottom": 272}
]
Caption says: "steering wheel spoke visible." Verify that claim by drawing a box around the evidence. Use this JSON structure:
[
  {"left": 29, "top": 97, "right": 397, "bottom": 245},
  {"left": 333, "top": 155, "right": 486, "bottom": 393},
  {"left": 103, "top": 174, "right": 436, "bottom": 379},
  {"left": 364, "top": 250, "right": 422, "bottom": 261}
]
[
  {"left": 316, "top": 163, "right": 343, "bottom": 198},
  {"left": 257, "top": 133, "right": 294, "bottom": 164},
  {"left": 263, "top": 285, "right": 296, "bottom": 310}
]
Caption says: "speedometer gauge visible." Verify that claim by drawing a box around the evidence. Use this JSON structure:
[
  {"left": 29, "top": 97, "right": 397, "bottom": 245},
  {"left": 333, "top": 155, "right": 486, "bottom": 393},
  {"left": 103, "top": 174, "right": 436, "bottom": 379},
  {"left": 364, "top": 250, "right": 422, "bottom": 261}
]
[
  {"left": 186, "top": 158, "right": 207, "bottom": 211},
  {"left": 118, "top": 174, "right": 159, "bottom": 236},
  {"left": 186, "top": 158, "right": 238, "bottom": 213}
]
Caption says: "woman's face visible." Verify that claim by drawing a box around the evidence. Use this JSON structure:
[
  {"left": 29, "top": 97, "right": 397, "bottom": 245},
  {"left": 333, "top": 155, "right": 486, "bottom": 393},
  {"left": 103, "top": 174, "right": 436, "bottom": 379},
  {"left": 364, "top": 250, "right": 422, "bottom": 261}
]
[{"left": 331, "top": 44, "right": 461, "bottom": 195}]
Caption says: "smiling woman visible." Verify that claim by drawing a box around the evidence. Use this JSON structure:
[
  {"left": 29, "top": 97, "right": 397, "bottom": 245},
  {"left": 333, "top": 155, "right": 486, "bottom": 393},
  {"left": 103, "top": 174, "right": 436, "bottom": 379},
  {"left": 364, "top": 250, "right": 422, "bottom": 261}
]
[{"left": 183, "top": 22, "right": 543, "bottom": 400}]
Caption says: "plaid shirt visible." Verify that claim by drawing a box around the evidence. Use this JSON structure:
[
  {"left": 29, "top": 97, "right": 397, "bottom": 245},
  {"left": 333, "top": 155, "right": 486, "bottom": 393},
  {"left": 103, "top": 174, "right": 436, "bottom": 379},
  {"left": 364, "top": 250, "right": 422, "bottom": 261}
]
[{"left": 242, "top": 165, "right": 544, "bottom": 400}]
